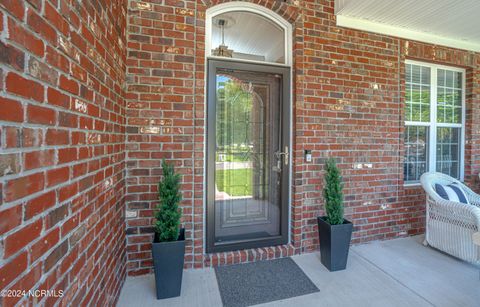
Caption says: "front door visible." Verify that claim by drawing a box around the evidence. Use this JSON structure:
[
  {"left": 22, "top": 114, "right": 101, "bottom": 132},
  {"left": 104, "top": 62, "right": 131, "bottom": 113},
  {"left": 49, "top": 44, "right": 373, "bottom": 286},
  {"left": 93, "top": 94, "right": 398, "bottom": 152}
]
[{"left": 207, "top": 60, "right": 290, "bottom": 253}]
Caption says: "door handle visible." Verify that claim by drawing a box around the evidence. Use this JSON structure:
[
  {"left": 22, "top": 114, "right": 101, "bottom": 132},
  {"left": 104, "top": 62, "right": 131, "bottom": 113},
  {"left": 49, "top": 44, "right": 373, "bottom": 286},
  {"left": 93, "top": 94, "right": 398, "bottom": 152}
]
[{"left": 274, "top": 146, "right": 289, "bottom": 166}]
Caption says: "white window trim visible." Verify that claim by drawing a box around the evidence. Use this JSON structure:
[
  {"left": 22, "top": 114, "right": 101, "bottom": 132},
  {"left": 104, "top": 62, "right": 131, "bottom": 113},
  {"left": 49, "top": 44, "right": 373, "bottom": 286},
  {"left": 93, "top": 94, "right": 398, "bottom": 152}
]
[{"left": 404, "top": 60, "right": 466, "bottom": 185}]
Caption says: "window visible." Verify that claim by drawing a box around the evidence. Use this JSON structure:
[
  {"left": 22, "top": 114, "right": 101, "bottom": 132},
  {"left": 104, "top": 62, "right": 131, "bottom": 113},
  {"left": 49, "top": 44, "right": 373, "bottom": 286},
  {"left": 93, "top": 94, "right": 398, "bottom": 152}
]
[
  {"left": 404, "top": 61, "right": 465, "bottom": 183},
  {"left": 211, "top": 11, "right": 286, "bottom": 63},
  {"left": 206, "top": 2, "right": 292, "bottom": 66}
]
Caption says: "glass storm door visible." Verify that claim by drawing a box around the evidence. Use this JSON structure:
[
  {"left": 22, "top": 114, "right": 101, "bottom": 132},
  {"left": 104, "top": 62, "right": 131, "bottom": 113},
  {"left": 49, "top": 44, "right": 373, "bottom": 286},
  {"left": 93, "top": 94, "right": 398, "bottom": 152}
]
[{"left": 207, "top": 60, "right": 290, "bottom": 253}]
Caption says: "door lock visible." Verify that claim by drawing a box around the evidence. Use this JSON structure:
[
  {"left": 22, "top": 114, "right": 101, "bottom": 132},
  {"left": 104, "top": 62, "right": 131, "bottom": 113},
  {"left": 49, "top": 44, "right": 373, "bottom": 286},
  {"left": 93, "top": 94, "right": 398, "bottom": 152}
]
[{"left": 274, "top": 146, "right": 289, "bottom": 166}]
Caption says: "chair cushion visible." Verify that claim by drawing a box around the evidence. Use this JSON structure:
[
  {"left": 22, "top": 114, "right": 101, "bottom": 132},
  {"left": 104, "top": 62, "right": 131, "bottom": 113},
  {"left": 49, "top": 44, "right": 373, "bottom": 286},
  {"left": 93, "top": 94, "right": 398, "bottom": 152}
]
[{"left": 434, "top": 183, "right": 469, "bottom": 205}]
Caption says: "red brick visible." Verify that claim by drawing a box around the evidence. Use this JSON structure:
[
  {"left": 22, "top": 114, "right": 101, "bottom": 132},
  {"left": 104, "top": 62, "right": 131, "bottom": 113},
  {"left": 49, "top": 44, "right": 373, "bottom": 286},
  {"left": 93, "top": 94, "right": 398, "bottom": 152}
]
[
  {"left": 0, "top": 41, "right": 24, "bottom": 70},
  {"left": 4, "top": 172, "right": 45, "bottom": 202},
  {"left": 6, "top": 72, "right": 44, "bottom": 102},
  {"left": 45, "top": 2, "right": 69, "bottom": 36},
  {"left": 46, "top": 46, "right": 69, "bottom": 73},
  {"left": 27, "top": 8, "right": 57, "bottom": 44},
  {"left": 71, "top": 131, "right": 85, "bottom": 145},
  {"left": 46, "top": 128, "right": 69, "bottom": 145},
  {"left": 72, "top": 162, "right": 87, "bottom": 178},
  {"left": 27, "top": 105, "right": 56, "bottom": 125},
  {"left": 61, "top": 214, "right": 79, "bottom": 237},
  {"left": 59, "top": 182, "right": 78, "bottom": 202},
  {"left": 58, "top": 111, "right": 78, "bottom": 128},
  {"left": 0, "top": 0, "right": 24, "bottom": 20},
  {"left": 59, "top": 246, "right": 79, "bottom": 276},
  {"left": 120, "top": 0, "right": 472, "bottom": 273},
  {"left": 47, "top": 87, "right": 70, "bottom": 109},
  {"left": 4, "top": 219, "right": 42, "bottom": 257},
  {"left": 0, "top": 252, "right": 27, "bottom": 290},
  {"left": 0, "top": 205, "right": 22, "bottom": 235},
  {"left": 8, "top": 18, "right": 44, "bottom": 57},
  {"left": 28, "top": 57, "right": 58, "bottom": 85},
  {"left": 30, "top": 228, "right": 60, "bottom": 261},
  {"left": 24, "top": 149, "right": 55, "bottom": 170},
  {"left": 46, "top": 166, "right": 70, "bottom": 187},
  {"left": 22, "top": 127, "right": 43, "bottom": 147},
  {"left": 59, "top": 75, "right": 79, "bottom": 95},
  {"left": 58, "top": 147, "right": 77, "bottom": 164},
  {"left": 3, "top": 262, "right": 42, "bottom": 306},
  {"left": 45, "top": 204, "right": 68, "bottom": 228},
  {"left": 44, "top": 240, "right": 68, "bottom": 272},
  {"left": 0, "top": 97, "right": 23, "bottom": 122},
  {"left": 4, "top": 126, "right": 20, "bottom": 148},
  {"left": 0, "top": 0, "right": 127, "bottom": 304},
  {"left": 25, "top": 190, "right": 56, "bottom": 220}
]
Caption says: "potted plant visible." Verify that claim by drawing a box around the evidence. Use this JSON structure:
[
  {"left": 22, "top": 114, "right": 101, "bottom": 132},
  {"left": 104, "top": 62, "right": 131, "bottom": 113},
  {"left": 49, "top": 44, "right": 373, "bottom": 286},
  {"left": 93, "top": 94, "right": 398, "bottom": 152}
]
[
  {"left": 317, "top": 158, "right": 353, "bottom": 271},
  {"left": 152, "top": 160, "right": 185, "bottom": 299}
]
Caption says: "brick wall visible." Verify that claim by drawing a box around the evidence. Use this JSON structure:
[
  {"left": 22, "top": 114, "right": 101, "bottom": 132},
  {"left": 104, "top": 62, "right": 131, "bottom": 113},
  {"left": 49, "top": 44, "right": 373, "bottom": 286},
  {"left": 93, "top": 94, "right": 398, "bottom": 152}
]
[
  {"left": 124, "top": 0, "right": 480, "bottom": 275},
  {"left": 7, "top": 0, "right": 477, "bottom": 303},
  {"left": 0, "top": 0, "right": 127, "bottom": 306}
]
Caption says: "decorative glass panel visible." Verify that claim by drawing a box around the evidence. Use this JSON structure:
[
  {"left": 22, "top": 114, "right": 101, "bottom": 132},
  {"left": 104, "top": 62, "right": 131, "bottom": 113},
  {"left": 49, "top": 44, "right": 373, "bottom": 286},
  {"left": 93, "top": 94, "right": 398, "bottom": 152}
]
[
  {"left": 214, "top": 68, "right": 282, "bottom": 245},
  {"left": 436, "top": 127, "right": 461, "bottom": 179},
  {"left": 404, "top": 126, "right": 429, "bottom": 182},
  {"left": 406, "top": 64, "right": 430, "bottom": 122},
  {"left": 437, "top": 69, "right": 462, "bottom": 124}
]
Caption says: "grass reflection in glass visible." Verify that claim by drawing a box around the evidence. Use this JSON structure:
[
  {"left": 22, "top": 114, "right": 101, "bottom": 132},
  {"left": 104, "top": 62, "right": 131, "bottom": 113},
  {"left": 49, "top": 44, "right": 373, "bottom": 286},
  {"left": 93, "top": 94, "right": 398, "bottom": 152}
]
[{"left": 216, "top": 168, "right": 252, "bottom": 197}]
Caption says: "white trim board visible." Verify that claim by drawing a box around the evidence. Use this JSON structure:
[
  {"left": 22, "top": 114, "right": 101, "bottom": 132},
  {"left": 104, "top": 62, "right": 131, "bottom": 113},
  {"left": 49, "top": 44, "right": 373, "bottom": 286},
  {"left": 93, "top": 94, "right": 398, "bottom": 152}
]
[{"left": 336, "top": 15, "right": 480, "bottom": 53}]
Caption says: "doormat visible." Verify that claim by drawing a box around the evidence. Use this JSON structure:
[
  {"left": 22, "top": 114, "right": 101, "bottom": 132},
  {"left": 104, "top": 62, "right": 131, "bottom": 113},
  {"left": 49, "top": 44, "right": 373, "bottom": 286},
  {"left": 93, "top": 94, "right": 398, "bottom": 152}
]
[{"left": 215, "top": 257, "right": 319, "bottom": 307}]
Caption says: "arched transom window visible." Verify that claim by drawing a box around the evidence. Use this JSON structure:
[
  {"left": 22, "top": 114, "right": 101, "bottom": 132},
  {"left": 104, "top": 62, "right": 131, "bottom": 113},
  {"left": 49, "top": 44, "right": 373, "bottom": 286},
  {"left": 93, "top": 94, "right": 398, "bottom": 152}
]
[{"left": 206, "top": 3, "right": 292, "bottom": 66}]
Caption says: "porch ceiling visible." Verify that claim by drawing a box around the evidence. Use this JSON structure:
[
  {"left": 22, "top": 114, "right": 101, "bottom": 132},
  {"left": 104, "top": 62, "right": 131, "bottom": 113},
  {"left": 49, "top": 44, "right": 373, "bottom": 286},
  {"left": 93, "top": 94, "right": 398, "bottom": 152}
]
[{"left": 335, "top": 0, "right": 480, "bottom": 52}]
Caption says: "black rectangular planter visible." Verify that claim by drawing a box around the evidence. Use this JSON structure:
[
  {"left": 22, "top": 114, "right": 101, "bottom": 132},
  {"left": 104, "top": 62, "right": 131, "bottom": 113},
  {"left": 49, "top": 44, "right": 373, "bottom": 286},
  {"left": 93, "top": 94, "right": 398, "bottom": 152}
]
[
  {"left": 152, "top": 228, "right": 186, "bottom": 299},
  {"left": 317, "top": 217, "right": 353, "bottom": 271}
]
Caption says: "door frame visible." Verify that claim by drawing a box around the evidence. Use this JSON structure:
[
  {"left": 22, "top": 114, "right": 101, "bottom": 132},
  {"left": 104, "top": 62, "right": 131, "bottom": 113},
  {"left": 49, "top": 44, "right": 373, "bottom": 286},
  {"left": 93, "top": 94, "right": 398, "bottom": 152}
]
[{"left": 206, "top": 59, "right": 291, "bottom": 253}]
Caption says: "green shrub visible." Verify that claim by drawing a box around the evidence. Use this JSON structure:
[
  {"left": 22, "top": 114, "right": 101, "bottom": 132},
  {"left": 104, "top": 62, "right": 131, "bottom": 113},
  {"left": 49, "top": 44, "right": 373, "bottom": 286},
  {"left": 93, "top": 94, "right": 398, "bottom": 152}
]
[
  {"left": 154, "top": 160, "right": 182, "bottom": 242},
  {"left": 323, "top": 158, "right": 344, "bottom": 225}
]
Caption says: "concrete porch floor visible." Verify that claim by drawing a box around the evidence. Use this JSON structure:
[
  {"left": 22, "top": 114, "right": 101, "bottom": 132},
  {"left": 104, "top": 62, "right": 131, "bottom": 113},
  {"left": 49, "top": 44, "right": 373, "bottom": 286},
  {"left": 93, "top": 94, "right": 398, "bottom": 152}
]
[{"left": 118, "top": 236, "right": 480, "bottom": 307}]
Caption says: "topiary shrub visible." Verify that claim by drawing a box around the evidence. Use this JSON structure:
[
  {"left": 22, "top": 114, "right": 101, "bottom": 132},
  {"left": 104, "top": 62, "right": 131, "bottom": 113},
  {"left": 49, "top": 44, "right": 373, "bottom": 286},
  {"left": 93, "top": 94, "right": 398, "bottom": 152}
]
[
  {"left": 154, "top": 160, "right": 182, "bottom": 242},
  {"left": 323, "top": 158, "right": 344, "bottom": 225}
]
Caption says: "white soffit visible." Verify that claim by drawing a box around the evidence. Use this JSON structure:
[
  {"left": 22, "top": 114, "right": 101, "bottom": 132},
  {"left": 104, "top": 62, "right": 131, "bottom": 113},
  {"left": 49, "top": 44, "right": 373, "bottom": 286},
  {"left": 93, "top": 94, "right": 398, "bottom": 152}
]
[{"left": 335, "top": 0, "right": 480, "bottom": 52}]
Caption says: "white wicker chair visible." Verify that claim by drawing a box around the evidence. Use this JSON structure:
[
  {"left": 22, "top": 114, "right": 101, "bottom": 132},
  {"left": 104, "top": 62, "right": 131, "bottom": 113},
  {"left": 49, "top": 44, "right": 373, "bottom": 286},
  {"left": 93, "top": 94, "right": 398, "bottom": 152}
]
[{"left": 420, "top": 172, "right": 480, "bottom": 264}]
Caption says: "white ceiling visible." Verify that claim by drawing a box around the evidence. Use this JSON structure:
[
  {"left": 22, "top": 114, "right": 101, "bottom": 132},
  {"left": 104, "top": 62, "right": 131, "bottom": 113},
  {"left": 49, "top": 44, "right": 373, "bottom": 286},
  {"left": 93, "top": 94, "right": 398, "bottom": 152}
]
[
  {"left": 212, "top": 12, "right": 285, "bottom": 63},
  {"left": 335, "top": 0, "right": 480, "bottom": 51}
]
